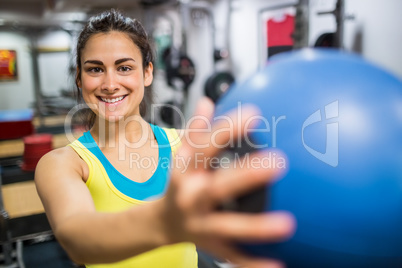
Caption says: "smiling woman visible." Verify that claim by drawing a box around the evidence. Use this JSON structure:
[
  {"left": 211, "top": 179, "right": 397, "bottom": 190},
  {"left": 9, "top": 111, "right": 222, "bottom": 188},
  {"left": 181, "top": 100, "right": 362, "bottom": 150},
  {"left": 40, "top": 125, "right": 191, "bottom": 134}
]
[
  {"left": 34, "top": 9, "right": 295, "bottom": 268},
  {"left": 75, "top": 11, "right": 155, "bottom": 130}
]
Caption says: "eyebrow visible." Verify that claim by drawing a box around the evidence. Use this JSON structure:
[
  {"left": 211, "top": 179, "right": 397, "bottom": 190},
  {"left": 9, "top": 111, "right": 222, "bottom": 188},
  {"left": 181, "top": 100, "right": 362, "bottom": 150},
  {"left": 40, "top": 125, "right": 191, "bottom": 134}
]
[
  {"left": 115, "top": 58, "right": 135, "bottom": 65},
  {"left": 84, "top": 60, "right": 103, "bottom": 65},
  {"left": 83, "top": 58, "right": 135, "bottom": 65}
]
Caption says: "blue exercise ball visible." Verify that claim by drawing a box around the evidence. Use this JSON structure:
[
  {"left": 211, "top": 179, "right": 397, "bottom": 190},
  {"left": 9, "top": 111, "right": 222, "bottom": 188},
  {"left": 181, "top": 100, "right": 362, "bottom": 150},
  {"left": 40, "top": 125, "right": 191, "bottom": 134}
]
[{"left": 214, "top": 49, "right": 402, "bottom": 268}]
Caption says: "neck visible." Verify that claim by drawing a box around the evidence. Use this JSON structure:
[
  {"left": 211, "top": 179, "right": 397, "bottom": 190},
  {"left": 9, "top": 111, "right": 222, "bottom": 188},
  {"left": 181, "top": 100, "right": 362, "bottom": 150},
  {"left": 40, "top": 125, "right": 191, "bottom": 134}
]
[{"left": 90, "top": 116, "right": 152, "bottom": 149}]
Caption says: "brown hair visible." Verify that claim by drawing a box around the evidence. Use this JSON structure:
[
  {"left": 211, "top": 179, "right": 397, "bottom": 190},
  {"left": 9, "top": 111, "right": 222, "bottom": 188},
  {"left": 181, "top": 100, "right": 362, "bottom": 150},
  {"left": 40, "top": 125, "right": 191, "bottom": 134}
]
[{"left": 75, "top": 9, "right": 154, "bottom": 129}]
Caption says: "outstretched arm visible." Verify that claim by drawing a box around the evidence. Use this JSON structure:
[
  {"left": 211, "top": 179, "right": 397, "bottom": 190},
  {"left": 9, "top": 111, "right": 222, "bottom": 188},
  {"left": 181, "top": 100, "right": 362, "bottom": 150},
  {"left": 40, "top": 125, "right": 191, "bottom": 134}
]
[{"left": 35, "top": 147, "right": 168, "bottom": 264}]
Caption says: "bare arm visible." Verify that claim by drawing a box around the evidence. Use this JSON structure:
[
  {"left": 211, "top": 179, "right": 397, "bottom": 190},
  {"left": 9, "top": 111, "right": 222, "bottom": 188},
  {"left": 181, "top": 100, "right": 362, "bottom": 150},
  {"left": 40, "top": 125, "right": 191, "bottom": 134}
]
[{"left": 35, "top": 147, "right": 167, "bottom": 264}]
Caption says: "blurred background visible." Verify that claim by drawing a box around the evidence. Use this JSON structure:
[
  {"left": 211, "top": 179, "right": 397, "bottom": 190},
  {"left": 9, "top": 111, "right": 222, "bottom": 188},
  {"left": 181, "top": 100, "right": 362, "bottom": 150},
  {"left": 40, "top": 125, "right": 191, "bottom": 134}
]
[{"left": 0, "top": 0, "right": 401, "bottom": 267}]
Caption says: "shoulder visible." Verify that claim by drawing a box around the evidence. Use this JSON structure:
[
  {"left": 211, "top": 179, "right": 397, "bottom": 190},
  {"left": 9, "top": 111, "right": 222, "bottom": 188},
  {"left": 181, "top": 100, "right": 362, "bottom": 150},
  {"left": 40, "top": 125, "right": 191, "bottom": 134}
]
[
  {"left": 162, "top": 128, "right": 181, "bottom": 137},
  {"left": 160, "top": 128, "right": 183, "bottom": 155},
  {"left": 162, "top": 128, "right": 182, "bottom": 143},
  {"left": 38, "top": 146, "right": 80, "bottom": 165},
  {"left": 35, "top": 146, "right": 87, "bottom": 181}
]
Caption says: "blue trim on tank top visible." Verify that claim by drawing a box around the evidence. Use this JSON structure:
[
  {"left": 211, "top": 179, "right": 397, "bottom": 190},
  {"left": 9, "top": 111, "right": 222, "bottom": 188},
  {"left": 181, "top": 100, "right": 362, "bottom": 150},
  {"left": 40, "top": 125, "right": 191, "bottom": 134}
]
[{"left": 77, "top": 124, "right": 172, "bottom": 201}]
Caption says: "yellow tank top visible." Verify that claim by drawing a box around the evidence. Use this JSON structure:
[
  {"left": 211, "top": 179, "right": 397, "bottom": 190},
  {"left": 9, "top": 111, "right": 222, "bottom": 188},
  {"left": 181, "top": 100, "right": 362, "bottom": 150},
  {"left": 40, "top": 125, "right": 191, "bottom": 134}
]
[{"left": 68, "top": 126, "right": 197, "bottom": 268}]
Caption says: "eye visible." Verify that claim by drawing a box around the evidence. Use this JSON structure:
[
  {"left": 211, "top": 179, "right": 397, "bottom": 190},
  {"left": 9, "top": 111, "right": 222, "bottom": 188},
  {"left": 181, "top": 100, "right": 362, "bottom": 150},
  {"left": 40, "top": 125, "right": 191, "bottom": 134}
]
[
  {"left": 88, "top": 67, "right": 103, "bottom": 73},
  {"left": 118, "top": 66, "right": 132, "bottom": 72}
]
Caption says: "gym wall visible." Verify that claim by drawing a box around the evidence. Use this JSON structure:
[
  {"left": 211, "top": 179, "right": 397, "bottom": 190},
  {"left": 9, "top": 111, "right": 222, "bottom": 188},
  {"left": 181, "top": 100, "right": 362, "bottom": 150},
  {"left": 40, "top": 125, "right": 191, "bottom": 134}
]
[
  {"left": 343, "top": 0, "right": 402, "bottom": 78},
  {"left": 0, "top": 0, "right": 401, "bottom": 113}
]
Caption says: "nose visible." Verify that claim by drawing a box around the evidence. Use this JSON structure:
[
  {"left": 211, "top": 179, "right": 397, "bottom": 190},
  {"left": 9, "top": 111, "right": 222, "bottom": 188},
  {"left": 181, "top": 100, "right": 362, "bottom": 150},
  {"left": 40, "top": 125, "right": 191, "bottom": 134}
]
[{"left": 101, "top": 71, "right": 119, "bottom": 92}]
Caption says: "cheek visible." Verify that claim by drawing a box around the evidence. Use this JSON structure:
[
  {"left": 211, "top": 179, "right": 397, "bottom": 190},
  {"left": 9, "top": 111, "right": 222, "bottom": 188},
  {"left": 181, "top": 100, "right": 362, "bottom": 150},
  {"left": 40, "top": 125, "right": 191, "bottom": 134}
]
[
  {"left": 81, "top": 84, "right": 97, "bottom": 104},
  {"left": 80, "top": 92, "right": 95, "bottom": 108},
  {"left": 81, "top": 75, "right": 98, "bottom": 91},
  {"left": 81, "top": 78, "right": 99, "bottom": 100},
  {"left": 125, "top": 75, "right": 145, "bottom": 92}
]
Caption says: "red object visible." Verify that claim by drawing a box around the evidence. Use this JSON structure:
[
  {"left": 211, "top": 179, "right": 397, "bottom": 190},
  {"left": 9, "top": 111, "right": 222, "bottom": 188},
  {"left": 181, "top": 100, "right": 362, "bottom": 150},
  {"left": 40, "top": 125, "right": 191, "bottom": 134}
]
[
  {"left": 0, "top": 50, "right": 18, "bottom": 80},
  {"left": 0, "top": 121, "right": 35, "bottom": 140},
  {"left": 21, "top": 134, "right": 53, "bottom": 171},
  {"left": 0, "top": 109, "right": 34, "bottom": 140},
  {"left": 267, "top": 14, "right": 295, "bottom": 47}
]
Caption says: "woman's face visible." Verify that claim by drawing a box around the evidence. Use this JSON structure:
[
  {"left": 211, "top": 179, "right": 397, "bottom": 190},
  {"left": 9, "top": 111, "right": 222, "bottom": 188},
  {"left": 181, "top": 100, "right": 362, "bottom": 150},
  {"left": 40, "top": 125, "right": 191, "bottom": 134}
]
[{"left": 78, "top": 31, "right": 153, "bottom": 123}]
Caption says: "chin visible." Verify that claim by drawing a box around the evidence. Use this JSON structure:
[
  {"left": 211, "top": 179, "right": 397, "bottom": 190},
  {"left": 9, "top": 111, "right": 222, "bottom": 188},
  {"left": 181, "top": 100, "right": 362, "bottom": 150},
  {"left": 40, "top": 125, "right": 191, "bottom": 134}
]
[
  {"left": 102, "top": 113, "right": 142, "bottom": 124},
  {"left": 94, "top": 113, "right": 122, "bottom": 124}
]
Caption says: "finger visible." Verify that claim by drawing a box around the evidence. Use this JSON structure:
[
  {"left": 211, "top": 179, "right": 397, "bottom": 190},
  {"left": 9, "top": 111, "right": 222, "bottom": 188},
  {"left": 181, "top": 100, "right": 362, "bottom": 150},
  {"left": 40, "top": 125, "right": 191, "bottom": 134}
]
[
  {"left": 187, "top": 97, "right": 215, "bottom": 132},
  {"left": 210, "top": 149, "right": 288, "bottom": 202},
  {"left": 194, "top": 211, "right": 295, "bottom": 242},
  {"left": 192, "top": 97, "right": 215, "bottom": 123}
]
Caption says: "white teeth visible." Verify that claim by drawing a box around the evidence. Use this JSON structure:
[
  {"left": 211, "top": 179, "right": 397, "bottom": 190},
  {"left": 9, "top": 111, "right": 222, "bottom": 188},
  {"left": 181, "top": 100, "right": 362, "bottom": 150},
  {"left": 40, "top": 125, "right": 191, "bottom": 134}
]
[{"left": 100, "top": 96, "right": 124, "bottom": 103}]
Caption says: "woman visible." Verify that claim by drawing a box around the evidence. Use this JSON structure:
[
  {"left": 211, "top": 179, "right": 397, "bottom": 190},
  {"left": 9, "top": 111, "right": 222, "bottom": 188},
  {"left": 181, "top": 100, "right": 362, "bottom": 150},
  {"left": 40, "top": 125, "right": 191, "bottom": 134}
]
[{"left": 35, "top": 9, "right": 294, "bottom": 268}]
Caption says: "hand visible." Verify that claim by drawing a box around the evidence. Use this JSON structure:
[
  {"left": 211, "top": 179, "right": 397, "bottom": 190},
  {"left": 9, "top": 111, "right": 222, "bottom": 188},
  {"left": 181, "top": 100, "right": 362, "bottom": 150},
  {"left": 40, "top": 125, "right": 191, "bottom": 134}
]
[{"left": 160, "top": 97, "right": 296, "bottom": 268}]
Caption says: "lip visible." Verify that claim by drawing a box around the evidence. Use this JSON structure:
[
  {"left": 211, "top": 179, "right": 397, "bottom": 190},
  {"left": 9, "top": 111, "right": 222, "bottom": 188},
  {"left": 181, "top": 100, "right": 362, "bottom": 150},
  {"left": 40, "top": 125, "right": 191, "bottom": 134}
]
[{"left": 97, "top": 95, "right": 128, "bottom": 105}]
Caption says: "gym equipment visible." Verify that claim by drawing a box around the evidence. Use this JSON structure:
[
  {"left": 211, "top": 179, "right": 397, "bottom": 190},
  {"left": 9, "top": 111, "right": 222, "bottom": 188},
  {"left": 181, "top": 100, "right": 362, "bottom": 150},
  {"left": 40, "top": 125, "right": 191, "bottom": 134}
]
[
  {"left": 292, "top": 0, "right": 309, "bottom": 49},
  {"left": 164, "top": 46, "right": 196, "bottom": 91},
  {"left": 314, "top": 32, "right": 335, "bottom": 47},
  {"left": 162, "top": 0, "right": 200, "bottom": 92},
  {"left": 0, "top": 165, "right": 58, "bottom": 267},
  {"left": 213, "top": 48, "right": 229, "bottom": 62},
  {"left": 214, "top": 48, "right": 402, "bottom": 267},
  {"left": 159, "top": 100, "right": 182, "bottom": 127},
  {"left": 22, "top": 133, "right": 53, "bottom": 171},
  {"left": 194, "top": 1, "right": 235, "bottom": 103},
  {"left": 204, "top": 71, "right": 235, "bottom": 103},
  {"left": 315, "top": 0, "right": 355, "bottom": 48}
]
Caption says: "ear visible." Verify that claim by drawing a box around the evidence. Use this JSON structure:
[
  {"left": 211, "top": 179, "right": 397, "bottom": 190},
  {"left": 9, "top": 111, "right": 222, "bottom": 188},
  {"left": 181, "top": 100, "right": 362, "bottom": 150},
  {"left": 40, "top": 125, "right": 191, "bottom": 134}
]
[{"left": 144, "top": 62, "right": 153, "bottom": 87}]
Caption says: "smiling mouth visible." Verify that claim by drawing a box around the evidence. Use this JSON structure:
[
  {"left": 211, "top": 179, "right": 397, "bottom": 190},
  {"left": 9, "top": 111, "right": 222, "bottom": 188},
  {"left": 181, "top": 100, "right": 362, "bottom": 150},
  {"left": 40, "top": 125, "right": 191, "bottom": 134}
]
[{"left": 98, "top": 95, "right": 127, "bottom": 104}]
